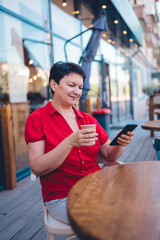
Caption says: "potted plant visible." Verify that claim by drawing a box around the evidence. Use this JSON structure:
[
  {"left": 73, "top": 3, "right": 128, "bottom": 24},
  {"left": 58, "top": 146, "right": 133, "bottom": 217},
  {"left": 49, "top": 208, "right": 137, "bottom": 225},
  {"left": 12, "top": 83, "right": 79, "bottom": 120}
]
[{"left": 142, "top": 83, "right": 160, "bottom": 96}]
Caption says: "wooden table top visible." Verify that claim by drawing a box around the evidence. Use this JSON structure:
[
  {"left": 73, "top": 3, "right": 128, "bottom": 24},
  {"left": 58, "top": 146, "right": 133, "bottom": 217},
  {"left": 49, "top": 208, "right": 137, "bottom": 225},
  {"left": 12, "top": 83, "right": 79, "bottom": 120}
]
[
  {"left": 67, "top": 161, "right": 160, "bottom": 240},
  {"left": 141, "top": 120, "right": 160, "bottom": 131}
]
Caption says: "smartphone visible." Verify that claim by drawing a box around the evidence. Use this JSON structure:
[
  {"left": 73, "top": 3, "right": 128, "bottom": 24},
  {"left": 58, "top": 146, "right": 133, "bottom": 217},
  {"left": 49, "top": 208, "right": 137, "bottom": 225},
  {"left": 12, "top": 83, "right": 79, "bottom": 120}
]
[{"left": 109, "top": 124, "right": 137, "bottom": 146}]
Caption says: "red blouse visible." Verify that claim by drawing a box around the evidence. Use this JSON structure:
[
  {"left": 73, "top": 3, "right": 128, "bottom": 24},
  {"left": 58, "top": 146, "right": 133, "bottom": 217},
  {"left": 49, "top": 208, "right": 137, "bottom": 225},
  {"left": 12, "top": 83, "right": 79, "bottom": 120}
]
[{"left": 24, "top": 102, "right": 108, "bottom": 202}]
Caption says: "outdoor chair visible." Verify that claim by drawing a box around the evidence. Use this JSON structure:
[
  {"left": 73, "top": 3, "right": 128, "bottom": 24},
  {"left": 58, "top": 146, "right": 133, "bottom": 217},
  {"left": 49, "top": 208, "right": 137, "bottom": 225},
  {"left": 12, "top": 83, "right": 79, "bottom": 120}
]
[
  {"left": 153, "top": 138, "right": 160, "bottom": 160},
  {"left": 31, "top": 173, "right": 76, "bottom": 240}
]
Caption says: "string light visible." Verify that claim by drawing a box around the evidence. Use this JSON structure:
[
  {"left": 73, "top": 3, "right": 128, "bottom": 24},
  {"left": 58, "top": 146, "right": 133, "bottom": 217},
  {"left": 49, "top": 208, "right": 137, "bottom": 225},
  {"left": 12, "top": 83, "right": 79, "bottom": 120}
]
[
  {"left": 129, "top": 38, "right": 133, "bottom": 42},
  {"left": 107, "top": 39, "right": 112, "bottom": 43},
  {"left": 112, "top": 41, "right": 115, "bottom": 45},
  {"left": 102, "top": 33, "right": 107, "bottom": 37},
  {"left": 73, "top": 10, "right": 80, "bottom": 15},
  {"left": 33, "top": 75, "right": 37, "bottom": 80},
  {"left": 114, "top": 20, "right": 118, "bottom": 24},
  {"left": 89, "top": 24, "right": 94, "bottom": 28},
  {"left": 62, "top": 0, "right": 67, "bottom": 7},
  {"left": 29, "top": 59, "right": 33, "bottom": 65},
  {"left": 102, "top": 5, "right": 107, "bottom": 9},
  {"left": 123, "top": 30, "right": 127, "bottom": 35}
]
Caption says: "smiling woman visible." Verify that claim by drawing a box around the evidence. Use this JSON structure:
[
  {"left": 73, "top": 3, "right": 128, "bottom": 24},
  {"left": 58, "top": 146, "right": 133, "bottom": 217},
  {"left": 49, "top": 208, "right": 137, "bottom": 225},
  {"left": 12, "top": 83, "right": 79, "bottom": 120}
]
[
  {"left": 50, "top": 73, "right": 83, "bottom": 108},
  {"left": 24, "top": 61, "right": 134, "bottom": 225}
]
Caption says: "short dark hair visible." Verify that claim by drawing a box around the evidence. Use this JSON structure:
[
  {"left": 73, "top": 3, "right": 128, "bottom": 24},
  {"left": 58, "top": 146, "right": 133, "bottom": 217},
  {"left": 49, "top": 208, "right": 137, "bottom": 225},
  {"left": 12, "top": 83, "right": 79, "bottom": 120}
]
[{"left": 49, "top": 61, "right": 86, "bottom": 95}]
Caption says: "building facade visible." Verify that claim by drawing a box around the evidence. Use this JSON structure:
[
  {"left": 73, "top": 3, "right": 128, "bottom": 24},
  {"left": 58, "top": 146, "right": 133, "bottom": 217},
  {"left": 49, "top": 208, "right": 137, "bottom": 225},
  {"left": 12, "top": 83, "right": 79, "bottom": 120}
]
[{"left": 0, "top": 0, "right": 159, "bottom": 189}]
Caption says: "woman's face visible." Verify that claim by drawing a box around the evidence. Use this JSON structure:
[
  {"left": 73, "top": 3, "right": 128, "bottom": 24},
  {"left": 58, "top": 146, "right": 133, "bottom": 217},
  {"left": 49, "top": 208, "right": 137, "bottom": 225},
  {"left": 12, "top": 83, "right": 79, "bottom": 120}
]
[{"left": 51, "top": 73, "right": 83, "bottom": 106}]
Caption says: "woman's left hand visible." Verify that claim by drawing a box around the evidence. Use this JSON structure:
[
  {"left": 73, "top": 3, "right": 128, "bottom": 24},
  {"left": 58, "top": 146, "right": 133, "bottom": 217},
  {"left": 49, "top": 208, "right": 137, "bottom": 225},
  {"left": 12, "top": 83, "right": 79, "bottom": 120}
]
[{"left": 117, "top": 131, "right": 134, "bottom": 146}]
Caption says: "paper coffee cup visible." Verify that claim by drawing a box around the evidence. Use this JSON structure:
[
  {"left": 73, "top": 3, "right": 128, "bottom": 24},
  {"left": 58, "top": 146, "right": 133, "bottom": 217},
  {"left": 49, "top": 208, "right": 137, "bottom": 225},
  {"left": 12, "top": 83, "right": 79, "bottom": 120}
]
[{"left": 80, "top": 124, "right": 96, "bottom": 130}]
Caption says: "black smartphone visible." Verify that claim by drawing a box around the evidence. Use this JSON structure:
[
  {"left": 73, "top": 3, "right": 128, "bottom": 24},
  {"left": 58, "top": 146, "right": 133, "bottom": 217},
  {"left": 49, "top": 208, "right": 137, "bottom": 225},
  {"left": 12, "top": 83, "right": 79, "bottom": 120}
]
[{"left": 109, "top": 124, "right": 137, "bottom": 146}]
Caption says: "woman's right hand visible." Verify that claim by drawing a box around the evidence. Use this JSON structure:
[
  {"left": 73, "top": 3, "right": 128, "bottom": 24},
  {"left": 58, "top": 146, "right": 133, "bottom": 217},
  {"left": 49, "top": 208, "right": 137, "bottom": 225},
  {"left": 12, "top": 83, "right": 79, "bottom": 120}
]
[{"left": 67, "top": 129, "right": 98, "bottom": 148}]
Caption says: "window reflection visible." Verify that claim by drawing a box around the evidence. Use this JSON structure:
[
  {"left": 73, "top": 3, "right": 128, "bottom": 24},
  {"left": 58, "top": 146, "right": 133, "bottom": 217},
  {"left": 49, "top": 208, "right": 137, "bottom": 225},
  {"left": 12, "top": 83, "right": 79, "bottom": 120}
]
[
  {"left": 0, "top": 63, "right": 9, "bottom": 106},
  {"left": 1, "top": 0, "right": 49, "bottom": 28},
  {"left": 88, "top": 62, "right": 101, "bottom": 110},
  {"left": 0, "top": 13, "right": 50, "bottom": 172}
]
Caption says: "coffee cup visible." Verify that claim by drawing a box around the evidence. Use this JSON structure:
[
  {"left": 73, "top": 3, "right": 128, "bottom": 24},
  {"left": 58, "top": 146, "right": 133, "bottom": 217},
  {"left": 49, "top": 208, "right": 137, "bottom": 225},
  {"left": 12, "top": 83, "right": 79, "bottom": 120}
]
[{"left": 80, "top": 124, "right": 96, "bottom": 131}]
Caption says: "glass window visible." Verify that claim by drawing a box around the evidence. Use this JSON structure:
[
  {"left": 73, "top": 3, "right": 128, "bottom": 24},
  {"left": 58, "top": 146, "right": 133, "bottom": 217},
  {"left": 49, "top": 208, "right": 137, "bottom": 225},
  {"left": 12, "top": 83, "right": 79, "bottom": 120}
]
[
  {"left": 88, "top": 61, "right": 101, "bottom": 110},
  {"left": 66, "top": 43, "right": 82, "bottom": 63},
  {"left": 53, "top": 36, "right": 81, "bottom": 63},
  {"left": 51, "top": 3, "right": 81, "bottom": 45},
  {"left": 117, "top": 65, "right": 130, "bottom": 120},
  {"left": 100, "top": 40, "right": 116, "bottom": 63},
  {"left": 1, "top": 0, "right": 49, "bottom": 28},
  {"left": 132, "top": 65, "right": 138, "bottom": 97},
  {"left": 109, "top": 51, "right": 131, "bottom": 122},
  {"left": 109, "top": 63, "right": 118, "bottom": 122},
  {"left": 53, "top": 36, "right": 66, "bottom": 62},
  {"left": 0, "top": 12, "right": 50, "bottom": 172},
  {"left": 81, "top": 25, "right": 92, "bottom": 50}
]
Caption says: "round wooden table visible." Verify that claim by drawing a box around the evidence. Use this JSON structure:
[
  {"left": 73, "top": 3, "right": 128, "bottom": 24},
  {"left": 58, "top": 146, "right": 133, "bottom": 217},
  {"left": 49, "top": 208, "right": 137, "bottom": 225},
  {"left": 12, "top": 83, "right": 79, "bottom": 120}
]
[
  {"left": 141, "top": 120, "right": 160, "bottom": 136},
  {"left": 67, "top": 161, "right": 160, "bottom": 240}
]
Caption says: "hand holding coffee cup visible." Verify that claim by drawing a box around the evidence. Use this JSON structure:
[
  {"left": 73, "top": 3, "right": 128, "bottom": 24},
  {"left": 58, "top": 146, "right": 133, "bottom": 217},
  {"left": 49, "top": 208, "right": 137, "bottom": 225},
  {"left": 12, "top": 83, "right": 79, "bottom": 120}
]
[
  {"left": 80, "top": 124, "right": 98, "bottom": 146},
  {"left": 68, "top": 124, "right": 98, "bottom": 148}
]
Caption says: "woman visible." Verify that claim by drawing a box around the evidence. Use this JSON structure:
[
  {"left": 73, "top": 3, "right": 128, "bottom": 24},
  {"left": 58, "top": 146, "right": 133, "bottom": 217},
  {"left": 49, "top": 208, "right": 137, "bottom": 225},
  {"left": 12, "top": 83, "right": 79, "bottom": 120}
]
[{"left": 25, "top": 61, "right": 134, "bottom": 224}]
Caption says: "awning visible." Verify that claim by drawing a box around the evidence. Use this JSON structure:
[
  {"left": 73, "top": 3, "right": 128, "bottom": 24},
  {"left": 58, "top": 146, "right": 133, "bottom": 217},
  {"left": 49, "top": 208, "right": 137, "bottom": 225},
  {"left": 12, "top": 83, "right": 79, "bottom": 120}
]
[
  {"left": 110, "top": 0, "right": 143, "bottom": 45},
  {"left": 83, "top": 0, "right": 143, "bottom": 46}
]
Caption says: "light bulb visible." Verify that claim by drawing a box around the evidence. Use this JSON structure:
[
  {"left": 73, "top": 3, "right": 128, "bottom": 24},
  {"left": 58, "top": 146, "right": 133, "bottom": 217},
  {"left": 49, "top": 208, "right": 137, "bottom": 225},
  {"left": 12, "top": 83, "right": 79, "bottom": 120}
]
[
  {"left": 62, "top": 0, "right": 67, "bottom": 7},
  {"left": 102, "top": 5, "right": 107, "bottom": 9},
  {"left": 114, "top": 20, "right": 118, "bottom": 24},
  {"left": 29, "top": 59, "right": 33, "bottom": 65}
]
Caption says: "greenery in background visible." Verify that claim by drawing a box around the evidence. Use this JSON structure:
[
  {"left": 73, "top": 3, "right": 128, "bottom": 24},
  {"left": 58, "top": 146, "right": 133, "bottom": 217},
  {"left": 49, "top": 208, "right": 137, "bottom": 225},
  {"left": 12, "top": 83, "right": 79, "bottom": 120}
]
[{"left": 142, "top": 82, "right": 160, "bottom": 96}]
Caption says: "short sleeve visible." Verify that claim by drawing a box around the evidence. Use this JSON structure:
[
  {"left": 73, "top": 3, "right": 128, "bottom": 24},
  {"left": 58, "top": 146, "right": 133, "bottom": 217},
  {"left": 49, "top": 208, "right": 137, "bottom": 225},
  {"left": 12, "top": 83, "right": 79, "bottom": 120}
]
[{"left": 24, "top": 112, "right": 45, "bottom": 143}]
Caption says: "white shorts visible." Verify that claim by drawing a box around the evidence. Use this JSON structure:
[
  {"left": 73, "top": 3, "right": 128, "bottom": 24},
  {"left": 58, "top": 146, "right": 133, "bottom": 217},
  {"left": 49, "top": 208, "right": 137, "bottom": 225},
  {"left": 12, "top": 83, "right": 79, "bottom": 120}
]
[{"left": 45, "top": 197, "right": 69, "bottom": 224}]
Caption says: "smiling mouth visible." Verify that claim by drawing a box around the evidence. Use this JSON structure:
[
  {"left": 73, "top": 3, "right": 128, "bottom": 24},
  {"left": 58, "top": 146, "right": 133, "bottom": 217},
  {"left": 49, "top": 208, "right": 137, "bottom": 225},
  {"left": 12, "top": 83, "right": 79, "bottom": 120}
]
[{"left": 70, "top": 96, "right": 78, "bottom": 100}]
